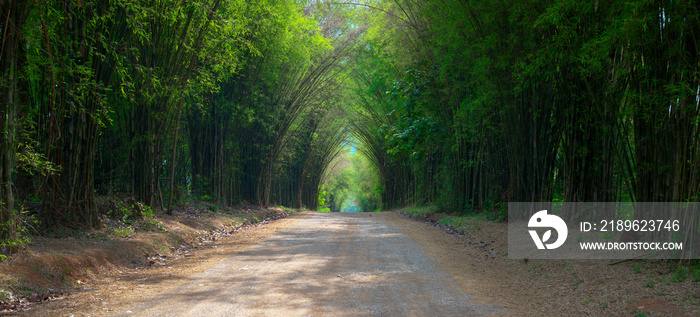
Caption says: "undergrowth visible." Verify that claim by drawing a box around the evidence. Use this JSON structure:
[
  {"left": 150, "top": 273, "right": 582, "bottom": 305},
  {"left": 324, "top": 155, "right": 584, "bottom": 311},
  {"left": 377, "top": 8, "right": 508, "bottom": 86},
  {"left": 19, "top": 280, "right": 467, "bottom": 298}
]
[{"left": 398, "top": 204, "right": 503, "bottom": 234}]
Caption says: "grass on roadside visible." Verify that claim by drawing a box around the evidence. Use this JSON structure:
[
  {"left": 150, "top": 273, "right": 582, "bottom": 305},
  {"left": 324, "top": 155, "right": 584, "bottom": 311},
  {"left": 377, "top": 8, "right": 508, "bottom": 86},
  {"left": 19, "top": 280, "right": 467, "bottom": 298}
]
[{"left": 397, "top": 205, "right": 501, "bottom": 235}]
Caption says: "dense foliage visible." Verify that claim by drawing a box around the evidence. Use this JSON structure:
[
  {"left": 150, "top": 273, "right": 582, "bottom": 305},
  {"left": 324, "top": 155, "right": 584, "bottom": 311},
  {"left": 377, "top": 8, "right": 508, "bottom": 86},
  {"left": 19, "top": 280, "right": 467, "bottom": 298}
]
[
  {"left": 1, "top": 0, "right": 699, "bottom": 248},
  {"left": 319, "top": 149, "right": 381, "bottom": 212},
  {"left": 349, "top": 0, "right": 700, "bottom": 214},
  {"left": 0, "top": 0, "right": 354, "bottom": 245}
]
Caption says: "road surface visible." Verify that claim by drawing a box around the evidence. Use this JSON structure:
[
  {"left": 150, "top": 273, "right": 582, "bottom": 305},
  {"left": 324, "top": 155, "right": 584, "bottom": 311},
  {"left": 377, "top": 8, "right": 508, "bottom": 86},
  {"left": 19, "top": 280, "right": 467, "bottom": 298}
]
[{"left": 117, "top": 212, "right": 500, "bottom": 316}]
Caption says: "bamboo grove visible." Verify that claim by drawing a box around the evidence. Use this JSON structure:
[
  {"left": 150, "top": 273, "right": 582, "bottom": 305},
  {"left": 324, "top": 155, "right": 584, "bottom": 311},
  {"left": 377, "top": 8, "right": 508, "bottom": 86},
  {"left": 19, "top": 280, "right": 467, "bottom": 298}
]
[
  {"left": 2, "top": 0, "right": 700, "bottom": 245},
  {"left": 349, "top": 0, "right": 700, "bottom": 213},
  {"left": 0, "top": 0, "right": 361, "bottom": 243}
]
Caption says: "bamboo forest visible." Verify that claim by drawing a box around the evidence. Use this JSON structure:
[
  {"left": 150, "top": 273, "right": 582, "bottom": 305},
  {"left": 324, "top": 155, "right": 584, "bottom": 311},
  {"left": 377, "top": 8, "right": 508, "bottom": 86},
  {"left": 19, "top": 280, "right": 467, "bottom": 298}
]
[{"left": 1, "top": 0, "right": 699, "bottom": 250}]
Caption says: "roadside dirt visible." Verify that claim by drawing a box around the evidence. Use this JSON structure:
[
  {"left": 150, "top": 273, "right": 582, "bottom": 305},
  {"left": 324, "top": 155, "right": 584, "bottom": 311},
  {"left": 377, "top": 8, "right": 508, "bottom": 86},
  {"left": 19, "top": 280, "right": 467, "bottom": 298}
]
[
  {"left": 392, "top": 211, "right": 700, "bottom": 316},
  {"left": 0, "top": 206, "right": 301, "bottom": 316}
]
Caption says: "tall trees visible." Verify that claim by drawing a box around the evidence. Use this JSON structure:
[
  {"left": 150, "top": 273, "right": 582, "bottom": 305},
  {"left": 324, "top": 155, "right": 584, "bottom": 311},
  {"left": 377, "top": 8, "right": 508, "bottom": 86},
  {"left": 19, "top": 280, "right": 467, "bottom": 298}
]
[
  {"left": 0, "top": 0, "right": 356, "bottom": 240},
  {"left": 120, "top": 0, "right": 223, "bottom": 207},
  {"left": 0, "top": 0, "right": 31, "bottom": 240},
  {"left": 626, "top": 0, "right": 700, "bottom": 202},
  {"left": 349, "top": 0, "right": 700, "bottom": 213},
  {"left": 2, "top": 0, "right": 699, "bottom": 244},
  {"left": 183, "top": 0, "right": 352, "bottom": 208},
  {"left": 36, "top": 0, "right": 142, "bottom": 227}
]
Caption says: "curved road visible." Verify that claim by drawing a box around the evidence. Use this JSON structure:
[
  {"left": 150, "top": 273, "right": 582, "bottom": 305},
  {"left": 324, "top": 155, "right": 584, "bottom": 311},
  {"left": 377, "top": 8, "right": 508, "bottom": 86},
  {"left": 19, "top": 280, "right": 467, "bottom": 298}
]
[{"left": 118, "top": 212, "right": 500, "bottom": 316}]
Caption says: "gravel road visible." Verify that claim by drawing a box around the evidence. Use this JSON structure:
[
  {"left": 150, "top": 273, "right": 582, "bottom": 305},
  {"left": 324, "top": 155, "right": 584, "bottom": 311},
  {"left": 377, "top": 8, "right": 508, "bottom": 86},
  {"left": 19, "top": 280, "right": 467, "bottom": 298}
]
[{"left": 117, "top": 212, "right": 500, "bottom": 316}]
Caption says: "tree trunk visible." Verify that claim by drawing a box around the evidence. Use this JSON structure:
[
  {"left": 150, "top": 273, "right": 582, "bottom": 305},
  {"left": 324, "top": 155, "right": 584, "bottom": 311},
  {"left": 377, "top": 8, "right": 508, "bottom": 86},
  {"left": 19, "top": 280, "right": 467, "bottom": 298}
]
[{"left": 0, "top": 0, "right": 30, "bottom": 239}]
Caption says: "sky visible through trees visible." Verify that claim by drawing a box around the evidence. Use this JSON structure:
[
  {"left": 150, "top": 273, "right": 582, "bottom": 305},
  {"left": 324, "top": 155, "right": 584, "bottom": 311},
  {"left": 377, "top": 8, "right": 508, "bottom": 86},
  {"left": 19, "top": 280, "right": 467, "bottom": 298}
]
[{"left": 1, "top": 0, "right": 699, "bottom": 246}]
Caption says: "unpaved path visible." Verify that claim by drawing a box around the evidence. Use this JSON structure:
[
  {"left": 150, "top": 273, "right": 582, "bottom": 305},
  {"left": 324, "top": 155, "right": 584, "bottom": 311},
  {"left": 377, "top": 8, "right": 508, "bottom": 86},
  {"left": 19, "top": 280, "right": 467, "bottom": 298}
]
[{"left": 111, "top": 212, "right": 500, "bottom": 316}]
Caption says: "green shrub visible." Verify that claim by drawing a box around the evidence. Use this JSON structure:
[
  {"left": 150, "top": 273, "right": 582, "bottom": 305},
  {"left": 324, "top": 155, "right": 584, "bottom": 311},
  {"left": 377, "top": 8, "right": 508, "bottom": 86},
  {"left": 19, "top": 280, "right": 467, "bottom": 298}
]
[
  {"left": 111, "top": 226, "right": 133, "bottom": 238},
  {"left": 107, "top": 199, "right": 154, "bottom": 223}
]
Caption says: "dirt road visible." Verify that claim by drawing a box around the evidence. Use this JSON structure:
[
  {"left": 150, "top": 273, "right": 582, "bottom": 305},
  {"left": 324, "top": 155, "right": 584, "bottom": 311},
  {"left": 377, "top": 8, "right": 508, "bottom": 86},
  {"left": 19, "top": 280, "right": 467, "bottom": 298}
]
[{"left": 113, "top": 212, "right": 500, "bottom": 316}]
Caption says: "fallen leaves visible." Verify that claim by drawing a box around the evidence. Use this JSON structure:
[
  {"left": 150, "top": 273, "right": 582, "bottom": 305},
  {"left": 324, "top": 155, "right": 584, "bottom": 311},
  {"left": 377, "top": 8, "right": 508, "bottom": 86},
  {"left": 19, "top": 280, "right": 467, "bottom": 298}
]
[{"left": 0, "top": 292, "right": 65, "bottom": 314}]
